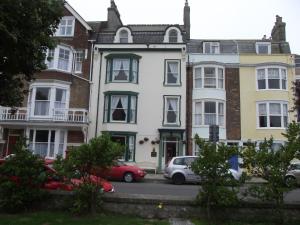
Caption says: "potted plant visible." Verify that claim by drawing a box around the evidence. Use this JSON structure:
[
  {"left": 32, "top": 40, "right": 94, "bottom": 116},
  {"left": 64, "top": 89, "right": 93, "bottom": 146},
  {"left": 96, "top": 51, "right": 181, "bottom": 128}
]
[
  {"left": 144, "top": 137, "right": 149, "bottom": 142},
  {"left": 139, "top": 140, "right": 144, "bottom": 144}
]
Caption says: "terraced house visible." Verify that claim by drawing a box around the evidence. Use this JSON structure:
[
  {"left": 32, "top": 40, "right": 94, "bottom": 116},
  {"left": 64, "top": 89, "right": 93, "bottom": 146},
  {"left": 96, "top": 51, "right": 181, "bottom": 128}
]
[
  {"left": 0, "top": 2, "right": 93, "bottom": 158},
  {"left": 186, "top": 15, "right": 295, "bottom": 153},
  {"left": 88, "top": 1, "right": 189, "bottom": 170}
]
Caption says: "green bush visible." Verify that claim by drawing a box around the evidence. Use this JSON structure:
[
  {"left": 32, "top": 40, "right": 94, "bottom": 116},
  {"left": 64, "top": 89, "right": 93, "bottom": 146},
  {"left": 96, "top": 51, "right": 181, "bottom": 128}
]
[{"left": 0, "top": 139, "right": 47, "bottom": 213}]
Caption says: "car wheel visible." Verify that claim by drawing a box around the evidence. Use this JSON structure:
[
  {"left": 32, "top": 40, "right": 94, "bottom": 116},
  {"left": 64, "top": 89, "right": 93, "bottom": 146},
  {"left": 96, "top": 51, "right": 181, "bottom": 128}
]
[
  {"left": 172, "top": 173, "right": 185, "bottom": 185},
  {"left": 285, "top": 176, "right": 297, "bottom": 187},
  {"left": 123, "top": 172, "right": 134, "bottom": 183}
]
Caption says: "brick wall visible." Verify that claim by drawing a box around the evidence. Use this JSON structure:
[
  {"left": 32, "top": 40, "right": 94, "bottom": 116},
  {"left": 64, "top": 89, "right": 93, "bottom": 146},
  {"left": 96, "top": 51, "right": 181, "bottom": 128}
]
[
  {"left": 67, "top": 130, "right": 84, "bottom": 143},
  {"left": 225, "top": 68, "right": 241, "bottom": 140}
]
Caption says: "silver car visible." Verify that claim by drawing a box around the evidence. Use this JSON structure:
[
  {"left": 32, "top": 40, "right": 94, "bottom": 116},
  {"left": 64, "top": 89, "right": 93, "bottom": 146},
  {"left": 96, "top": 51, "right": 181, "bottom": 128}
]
[
  {"left": 285, "top": 162, "right": 300, "bottom": 187},
  {"left": 164, "top": 156, "right": 200, "bottom": 185},
  {"left": 164, "top": 156, "right": 243, "bottom": 185}
]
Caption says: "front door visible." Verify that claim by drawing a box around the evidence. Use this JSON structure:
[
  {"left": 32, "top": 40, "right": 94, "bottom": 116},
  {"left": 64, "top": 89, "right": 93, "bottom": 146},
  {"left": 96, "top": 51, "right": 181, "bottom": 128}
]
[
  {"left": 6, "top": 135, "right": 19, "bottom": 156},
  {"left": 165, "top": 138, "right": 178, "bottom": 164}
]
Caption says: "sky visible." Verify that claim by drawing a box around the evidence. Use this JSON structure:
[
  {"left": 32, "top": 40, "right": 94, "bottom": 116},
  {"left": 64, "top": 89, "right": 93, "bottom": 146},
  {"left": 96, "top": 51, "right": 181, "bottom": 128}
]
[{"left": 67, "top": 0, "right": 300, "bottom": 54}]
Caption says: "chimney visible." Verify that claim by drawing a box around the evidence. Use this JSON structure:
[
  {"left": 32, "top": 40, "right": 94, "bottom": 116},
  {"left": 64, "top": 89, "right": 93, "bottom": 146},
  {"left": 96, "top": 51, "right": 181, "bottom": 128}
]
[
  {"left": 107, "top": 0, "right": 122, "bottom": 29},
  {"left": 184, "top": 0, "right": 190, "bottom": 40},
  {"left": 271, "top": 15, "right": 286, "bottom": 42}
]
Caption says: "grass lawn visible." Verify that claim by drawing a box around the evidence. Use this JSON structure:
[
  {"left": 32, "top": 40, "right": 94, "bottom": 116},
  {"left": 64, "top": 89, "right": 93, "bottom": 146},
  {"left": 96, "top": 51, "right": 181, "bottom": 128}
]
[
  {"left": 0, "top": 211, "right": 168, "bottom": 225},
  {"left": 192, "top": 219, "right": 300, "bottom": 225}
]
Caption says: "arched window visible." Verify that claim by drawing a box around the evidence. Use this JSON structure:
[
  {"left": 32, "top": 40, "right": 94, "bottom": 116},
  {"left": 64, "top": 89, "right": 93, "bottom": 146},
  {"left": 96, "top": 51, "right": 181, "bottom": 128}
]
[
  {"left": 168, "top": 29, "right": 178, "bottom": 43},
  {"left": 119, "top": 30, "right": 129, "bottom": 43}
]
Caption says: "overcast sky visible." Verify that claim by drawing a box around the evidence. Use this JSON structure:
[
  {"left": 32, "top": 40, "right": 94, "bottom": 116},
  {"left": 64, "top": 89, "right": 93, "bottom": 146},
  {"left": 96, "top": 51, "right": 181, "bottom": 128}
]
[{"left": 67, "top": 0, "right": 300, "bottom": 54}]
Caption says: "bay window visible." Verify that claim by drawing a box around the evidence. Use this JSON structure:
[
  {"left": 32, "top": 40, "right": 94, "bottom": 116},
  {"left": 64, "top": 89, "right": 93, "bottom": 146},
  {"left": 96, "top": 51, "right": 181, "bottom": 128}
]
[
  {"left": 45, "top": 45, "right": 73, "bottom": 73},
  {"left": 194, "top": 65, "right": 224, "bottom": 89},
  {"left": 111, "top": 134, "right": 135, "bottom": 162},
  {"left": 104, "top": 92, "right": 138, "bottom": 123},
  {"left": 105, "top": 54, "right": 141, "bottom": 83},
  {"left": 164, "top": 96, "right": 181, "bottom": 126},
  {"left": 257, "top": 101, "right": 288, "bottom": 128},
  {"left": 256, "top": 67, "right": 287, "bottom": 90},
  {"left": 194, "top": 100, "right": 225, "bottom": 127},
  {"left": 29, "top": 129, "right": 66, "bottom": 159}
]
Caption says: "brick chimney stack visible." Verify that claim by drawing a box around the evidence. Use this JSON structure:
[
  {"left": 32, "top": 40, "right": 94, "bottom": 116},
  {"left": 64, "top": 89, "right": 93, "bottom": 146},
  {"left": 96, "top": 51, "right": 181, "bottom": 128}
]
[
  {"left": 107, "top": 0, "right": 122, "bottom": 29},
  {"left": 271, "top": 15, "right": 286, "bottom": 42},
  {"left": 184, "top": 0, "right": 190, "bottom": 40}
]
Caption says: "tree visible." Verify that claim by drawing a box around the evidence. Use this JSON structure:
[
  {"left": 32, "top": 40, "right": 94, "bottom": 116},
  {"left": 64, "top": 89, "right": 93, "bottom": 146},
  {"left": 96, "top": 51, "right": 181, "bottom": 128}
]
[
  {"left": 191, "top": 135, "right": 245, "bottom": 220},
  {"left": 242, "top": 122, "right": 300, "bottom": 224},
  {"left": 0, "top": 139, "right": 47, "bottom": 212},
  {"left": 54, "top": 133, "right": 124, "bottom": 214},
  {"left": 0, "top": 0, "right": 64, "bottom": 106}
]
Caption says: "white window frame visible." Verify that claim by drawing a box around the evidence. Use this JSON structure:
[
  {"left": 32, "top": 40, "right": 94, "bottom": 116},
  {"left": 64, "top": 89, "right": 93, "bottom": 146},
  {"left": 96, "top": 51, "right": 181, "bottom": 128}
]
[
  {"left": 256, "top": 66, "right": 287, "bottom": 91},
  {"left": 163, "top": 27, "right": 183, "bottom": 43},
  {"left": 256, "top": 101, "right": 288, "bottom": 129},
  {"left": 45, "top": 45, "right": 74, "bottom": 73},
  {"left": 256, "top": 42, "right": 271, "bottom": 54},
  {"left": 28, "top": 128, "right": 67, "bottom": 159},
  {"left": 193, "top": 65, "right": 225, "bottom": 89},
  {"left": 74, "top": 50, "right": 84, "bottom": 73},
  {"left": 164, "top": 96, "right": 181, "bottom": 126},
  {"left": 55, "top": 16, "right": 75, "bottom": 37},
  {"left": 165, "top": 60, "right": 181, "bottom": 85},
  {"left": 193, "top": 100, "right": 226, "bottom": 127},
  {"left": 114, "top": 27, "right": 133, "bottom": 43},
  {"left": 29, "top": 82, "right": 70, "bottom": 119},
  {"left": 203, "top": 42, "right": 220, "bottom": 54}
]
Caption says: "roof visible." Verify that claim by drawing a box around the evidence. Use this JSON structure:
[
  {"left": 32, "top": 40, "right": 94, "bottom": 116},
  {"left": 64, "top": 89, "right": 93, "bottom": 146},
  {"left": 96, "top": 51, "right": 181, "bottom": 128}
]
[
  {"left": 187, "top": 39, "right": 291, "bottom": 54},
  {"left": 94, "top": 24, "right": 187, "bottom": 44}
]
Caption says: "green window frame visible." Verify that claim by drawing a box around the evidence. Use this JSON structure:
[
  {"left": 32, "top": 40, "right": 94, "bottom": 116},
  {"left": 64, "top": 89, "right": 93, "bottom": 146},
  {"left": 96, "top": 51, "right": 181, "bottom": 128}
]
[
  {"left": 103, "top": 91, "right": 138, "bottom": 124},
  {"left": 105, "top": 54, "right": 141, "bottom": 84},
  {"left": 162, "top": 95, "right": 181, "bottom": 126},
  {"left": 109, "top": 132, "right": 136, "bottom": 162}
]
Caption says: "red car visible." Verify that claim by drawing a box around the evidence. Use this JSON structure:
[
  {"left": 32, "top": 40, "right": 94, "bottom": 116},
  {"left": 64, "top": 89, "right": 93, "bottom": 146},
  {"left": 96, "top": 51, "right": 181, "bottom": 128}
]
[
  {"left": 93, "top": 160, "right": 146, "bottom": 183},
  {"left": 0, "top": 158, "right": 114, "bottom": 193}
]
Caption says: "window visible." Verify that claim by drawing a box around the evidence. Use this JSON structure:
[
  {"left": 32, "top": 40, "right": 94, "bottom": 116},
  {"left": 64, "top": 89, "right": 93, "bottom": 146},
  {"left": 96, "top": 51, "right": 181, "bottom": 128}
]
[
  {"left": 45, "top": 45, "right": 73, "bottom": 73},
  {"left": 194, "top": 66, "right": 224, "bottom": 89},
  {"left": 164, "top": 96, "right": 180, "bottom": 126},
  {"left": 256, "top": 42, "right": 271, "bottom": 54},
  {"left": 104, "top": 92, "right": 138, "bottom": 123},
  {"left": 194, "top": 100, "right": 225, "bottom": 126},
  {"left": 111, "top": 134, "right": 135, "bottom": 161},
  {"left": 168, "top": 29, "right": 178, "bottom": 43},
  {"left": 256, "top": 67, "right": 287, "bottom": 90},
  {"left": 30, "top": 84, "right": 69, "bottom": 118},
  {"left": 203, "top": 42, "right": 220, "bottom": 54},
  {"left": 29, "top": 129, "right": 66, "bottom": 158},
  {"left": 257, "top": 102, "right": 288, "bottom": 128},
  {"left": 165, "top": 60, "right": 180, "bottom": 85},
  {"left": 106, "top": 54, "right": 140, "bottom": 83},
  {"left": 75, "top": 51, "right": 84, "bottom": 73},
  {"left": 119, "top": 30, "right": 129, "bottom": 43},
  {"left": 56, "top": 16, "right": 75, "bottom": 37}
]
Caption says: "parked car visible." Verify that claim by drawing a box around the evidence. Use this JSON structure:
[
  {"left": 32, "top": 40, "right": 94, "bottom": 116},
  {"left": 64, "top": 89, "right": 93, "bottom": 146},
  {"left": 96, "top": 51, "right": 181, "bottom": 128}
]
[
  {"left": 164, "top": 156, "right": 244, "bottom": 185},
  {"left": 0, "top": 158, "right": 114, "bottom": 192},
  {"left": 92, "top": 160, "right": 146, "bottom": 183},
  {"left": 285, "top": 162, "right": 300, "bottom": 187}
]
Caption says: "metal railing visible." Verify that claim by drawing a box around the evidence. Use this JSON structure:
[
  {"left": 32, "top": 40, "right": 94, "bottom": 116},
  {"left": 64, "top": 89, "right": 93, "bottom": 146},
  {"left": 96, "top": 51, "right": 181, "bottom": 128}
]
[{"left": 0, "top": 107, "right": 88, "bottom": 123}]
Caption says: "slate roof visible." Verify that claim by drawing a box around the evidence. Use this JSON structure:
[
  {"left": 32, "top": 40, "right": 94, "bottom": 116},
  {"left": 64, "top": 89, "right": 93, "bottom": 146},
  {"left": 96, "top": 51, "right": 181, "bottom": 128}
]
[{"left": 187, "top": 39, "right": 291, "bottom": 54}]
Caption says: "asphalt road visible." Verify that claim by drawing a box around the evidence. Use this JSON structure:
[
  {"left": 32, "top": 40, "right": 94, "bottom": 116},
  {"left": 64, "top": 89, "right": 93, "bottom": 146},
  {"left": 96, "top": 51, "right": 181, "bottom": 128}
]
[{"left": 111, "top": 181, "right": 300, "bottom": 204}]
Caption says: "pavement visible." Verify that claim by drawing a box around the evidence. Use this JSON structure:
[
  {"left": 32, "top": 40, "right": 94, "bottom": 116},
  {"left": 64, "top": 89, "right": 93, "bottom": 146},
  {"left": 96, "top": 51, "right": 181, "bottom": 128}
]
[
  {"left": 144, "top": 173, "right": 267, "bottom": 184},
  {"left": 169, "top": 218, "right": 195, "bottom": 225}
]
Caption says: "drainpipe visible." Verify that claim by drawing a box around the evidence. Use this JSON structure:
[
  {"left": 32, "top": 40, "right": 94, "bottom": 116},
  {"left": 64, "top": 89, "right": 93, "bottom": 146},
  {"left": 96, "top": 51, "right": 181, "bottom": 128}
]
[{"left": 95, "top": 50, "right": 103, "bottom": 137}]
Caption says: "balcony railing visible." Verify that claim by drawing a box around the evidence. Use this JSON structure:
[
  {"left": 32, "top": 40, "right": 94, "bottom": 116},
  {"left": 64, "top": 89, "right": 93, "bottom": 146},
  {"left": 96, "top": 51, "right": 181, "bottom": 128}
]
[{"left": 0, "top": 107, "right": 89, "bottom": 123}]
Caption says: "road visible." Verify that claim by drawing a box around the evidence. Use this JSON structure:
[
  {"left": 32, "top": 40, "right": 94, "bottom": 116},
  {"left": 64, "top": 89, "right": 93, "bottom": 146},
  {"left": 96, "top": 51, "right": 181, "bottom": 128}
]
[{"left": 111, "top": 181, "right": 300, "bottom": 204}]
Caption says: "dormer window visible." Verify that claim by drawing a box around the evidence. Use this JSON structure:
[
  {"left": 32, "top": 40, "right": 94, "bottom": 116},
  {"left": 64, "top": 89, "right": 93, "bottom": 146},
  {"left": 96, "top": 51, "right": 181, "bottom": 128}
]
[
  {"left": 114, "top": 27, "right": 133, "bottom": 43},
  {"left": 256, "top": 42, "right": 271, "bottom": 54},
  {"left": 169, "top": 29, "right": 178, "bottom": 43},
  {"left": 163, "top": 27, "right": 183, "bottom": 43},
  {"left": 55, "top": 16, "right": 75, "bottom": 37},
  {"left": 203, "top": 42, "right": 220, "bottom": 54},
  {"left": 120, "top": 30, "right": 129, "bottom": 43}
]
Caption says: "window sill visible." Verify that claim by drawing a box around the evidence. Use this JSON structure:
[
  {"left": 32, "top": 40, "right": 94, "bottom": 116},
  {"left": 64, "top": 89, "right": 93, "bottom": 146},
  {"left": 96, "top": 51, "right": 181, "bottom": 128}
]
[
  {"left": 256, "top": 89, "right": 288, "bottom": 92},
  {"left": 193, "top": 125, "right": 225, "bottom": 128},
  {"left": 164, "top": 84, "right": 182, "bottom": 87},
  {"left": 256, "top": 127, "right": 286, "bottom": 130}
]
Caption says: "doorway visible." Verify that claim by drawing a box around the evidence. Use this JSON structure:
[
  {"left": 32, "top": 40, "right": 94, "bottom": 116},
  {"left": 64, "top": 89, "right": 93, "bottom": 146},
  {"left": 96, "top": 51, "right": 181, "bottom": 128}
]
[
  {"left": 6, "top": 135, "right": 19, "bottom": 156},
  {"left": 165, "top": 137, "right": 178, "bottom": 164}
]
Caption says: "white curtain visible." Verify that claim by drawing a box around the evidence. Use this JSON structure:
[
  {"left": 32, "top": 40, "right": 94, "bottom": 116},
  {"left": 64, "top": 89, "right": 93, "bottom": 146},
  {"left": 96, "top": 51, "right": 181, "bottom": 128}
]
[
  {"left": 120, "top": 96, "right": 128, "bottom": 120},
  {"left": 132, "top": 59, "right": 138, "bottom": 83},
  {"left": 218, "top": 102, "right": 224, "bottom": 126},
  {"left": 58, "top": 48, "right": 70, "bottom": 71},
  {"left": 218, "top": 68, "right": 224, "bottom": 88},
  {"left": 130, "top": 96, "right": 136, "bottom": 123},
  {"left": 268, "top": 68, "right": 280, "bottom": 79},
  {"left": 259, "top": 104, "right": 267, "bottom": 115},
  {"left": 111, "top": 96, "right": 120, "bottom": 110},
  {"left": 58, "top": 131, "right": 65, "bottom": 156},
  {"left": 34, "top": 101, "right": 50, "bottom": 116},
  {"left": 269, "top": 103, "right": 281, "bottom": 115},
  {"left": 168, "top": 62, "right": 178, "bottom": 83},
  {"left": 113, "top": 59, "right": 129, "bottom": 80},
  {"left": 167, "top": 98, "right": 178, "bottom": 123},
  {"left": 257, "top": 69, "right": 265, "bottom": 79}
]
